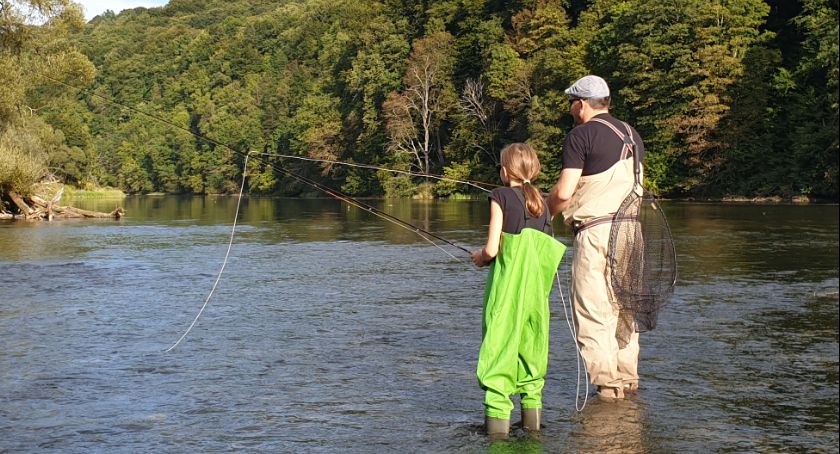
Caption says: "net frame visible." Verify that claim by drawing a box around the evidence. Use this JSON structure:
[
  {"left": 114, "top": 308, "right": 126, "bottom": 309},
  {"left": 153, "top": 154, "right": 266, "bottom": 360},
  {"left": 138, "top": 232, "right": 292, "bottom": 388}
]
[{"left": 607, "top": 130, "right": 677, "bottom": 318}]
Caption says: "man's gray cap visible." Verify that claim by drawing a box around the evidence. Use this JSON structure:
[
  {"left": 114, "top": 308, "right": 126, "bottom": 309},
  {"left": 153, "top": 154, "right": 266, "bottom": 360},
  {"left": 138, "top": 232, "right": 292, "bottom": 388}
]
[{"left": 564, "top": 75, "right": 610, "bottom": 99}]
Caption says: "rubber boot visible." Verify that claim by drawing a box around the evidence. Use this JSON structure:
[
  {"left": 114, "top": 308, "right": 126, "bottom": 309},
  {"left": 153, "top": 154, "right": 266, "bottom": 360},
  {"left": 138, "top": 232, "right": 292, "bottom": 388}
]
[
  {"left": 597, "top": 385, "right": 625, "bottom": 400},
  {"left": 521, "top": 408, "right": 541, "bottom": 432},
  {"left": 623, "top": 381, "right": 639, "bottom": 394},
  {"left": 485, "top": 416, "right": 510, "bottom": 440}
]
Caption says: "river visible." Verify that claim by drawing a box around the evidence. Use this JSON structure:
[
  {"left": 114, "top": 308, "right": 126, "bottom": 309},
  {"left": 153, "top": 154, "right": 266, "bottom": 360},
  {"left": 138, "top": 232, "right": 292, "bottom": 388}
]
[{"left": 1, "top": 196, "right": 837, "bottom": 452}]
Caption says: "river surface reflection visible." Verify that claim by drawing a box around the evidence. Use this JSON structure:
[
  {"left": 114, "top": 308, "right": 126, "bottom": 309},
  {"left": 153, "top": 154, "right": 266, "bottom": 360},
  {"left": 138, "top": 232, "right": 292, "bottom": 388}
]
[{"left": 1, "top": 196, "right": 837, "bottom": 452}]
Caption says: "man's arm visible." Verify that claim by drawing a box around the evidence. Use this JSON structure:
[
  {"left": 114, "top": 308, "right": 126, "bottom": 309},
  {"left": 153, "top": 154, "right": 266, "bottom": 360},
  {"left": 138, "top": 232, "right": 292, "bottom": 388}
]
[{"left": 547, "top": 167, "right": 583, "bottom": 218}]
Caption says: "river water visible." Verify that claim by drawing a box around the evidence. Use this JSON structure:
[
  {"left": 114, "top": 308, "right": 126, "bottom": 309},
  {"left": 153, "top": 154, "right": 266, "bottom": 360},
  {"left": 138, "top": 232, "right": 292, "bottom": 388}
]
[{"left": 1, "top": 196, "right": 837, "bottom": 453}]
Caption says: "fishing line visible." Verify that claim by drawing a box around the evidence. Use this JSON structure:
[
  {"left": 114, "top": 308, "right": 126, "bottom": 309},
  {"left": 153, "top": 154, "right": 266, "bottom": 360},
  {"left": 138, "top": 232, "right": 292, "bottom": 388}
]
[
  {"left": 42, "top": 75, "right": 476, "bottom": 349},
  {"left": 550, "top": 223, "right": 590, "bottom": 412},
  {"left": 41, "top": 75, "right": 494, "bottom": 193},
  {"left": 165, "top": 153, "right": 462, "bottom": 352},
  {"left": 257, "top": 152, "right": 495, "bottom": 193},
  {"left": 42, "top": 74, "right": 475, "bottom": 256},
  {"left": 556, "top": 271, "right": 590, "bottom": 412},
  {"left": 164, "top": 151, "right": 254, "bottom": 352},
  {"left": 165, "top": 153, "right": 469, "bottom": 350}
]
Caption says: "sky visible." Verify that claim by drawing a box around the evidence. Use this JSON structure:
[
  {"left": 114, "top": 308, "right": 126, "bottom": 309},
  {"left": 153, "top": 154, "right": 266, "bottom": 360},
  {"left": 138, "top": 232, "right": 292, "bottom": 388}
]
[{"left": 76, "top": 0, "right": 169, "bottom": 21}]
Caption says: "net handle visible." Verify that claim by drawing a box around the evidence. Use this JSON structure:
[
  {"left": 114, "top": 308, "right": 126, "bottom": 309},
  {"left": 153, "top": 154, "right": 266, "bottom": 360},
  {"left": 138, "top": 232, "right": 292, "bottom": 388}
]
[{"left": 633, "top": 139, "right": 641, "bottom": 186}]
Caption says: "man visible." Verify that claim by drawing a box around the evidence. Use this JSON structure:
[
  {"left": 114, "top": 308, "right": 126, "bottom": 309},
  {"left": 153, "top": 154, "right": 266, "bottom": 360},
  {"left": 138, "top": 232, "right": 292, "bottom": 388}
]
[{"left": 547, "top": 75, "right": 644, "bottom": 400}]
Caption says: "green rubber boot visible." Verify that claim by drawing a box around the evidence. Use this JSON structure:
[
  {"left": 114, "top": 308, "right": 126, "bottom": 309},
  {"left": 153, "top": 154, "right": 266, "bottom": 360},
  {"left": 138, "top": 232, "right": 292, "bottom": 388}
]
[
  {"left": 485, "top": 416, "right": 510, "bottom": 440},
  {"left": 521, "top": 408, "right": 541, "bottom": 432}
]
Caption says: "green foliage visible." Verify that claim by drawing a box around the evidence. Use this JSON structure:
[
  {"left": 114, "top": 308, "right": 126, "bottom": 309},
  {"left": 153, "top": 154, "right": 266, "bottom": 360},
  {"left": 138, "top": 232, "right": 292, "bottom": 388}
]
[
  {"left": 585, "top": 0, "right": 789, "bottom": 196},
  {"left": 1, "top": 0, "right": 835, "bottom": 200},
  {"left": 789, "top": 0, "right": 839, "bottom": 198},
  {"left": 378, "top": 172, "right": 416, "bottom": 198},
  {"left": 485, "top": 44, "right": 527, "bottom": 101},
  {"left": 339, "top": 169, "right": 368, "bottom": 196},
  {"left": 1, "top": 0, "right": 95, "bottom": 194},
  {"left": 0, "top": 123, "right": 49, "bottom": 195},
  {"left": 433, "top": 160, "right": 472, "bottom": 197}
]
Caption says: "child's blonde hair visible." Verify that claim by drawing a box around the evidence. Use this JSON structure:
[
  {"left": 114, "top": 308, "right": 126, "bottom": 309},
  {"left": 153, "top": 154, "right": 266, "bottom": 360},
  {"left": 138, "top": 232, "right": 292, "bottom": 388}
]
[{"left": 500, "top": 143, "right": 544, "bottom": 218}]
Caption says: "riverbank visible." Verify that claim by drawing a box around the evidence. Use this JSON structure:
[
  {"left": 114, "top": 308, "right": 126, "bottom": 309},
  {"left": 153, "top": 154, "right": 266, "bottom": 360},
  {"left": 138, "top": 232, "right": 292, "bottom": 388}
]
[
  {"left": 0, "top": 183, "right": 125, "bottom": 220},
  {"left": 19, "top": 182, "right": 837, "bottom": 205},
  {"left": 51, "top": 184, "right": 126, "bottom": 199},
  {"left": 679, "top": 195, "right": 837, "bottom": 204}
]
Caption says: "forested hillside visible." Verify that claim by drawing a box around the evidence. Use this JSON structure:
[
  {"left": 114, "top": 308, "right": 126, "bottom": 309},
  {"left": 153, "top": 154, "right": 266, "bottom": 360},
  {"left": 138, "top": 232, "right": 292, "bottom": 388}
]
[{"left": 3, "top": 0, "right": 838, "bottom": 199}]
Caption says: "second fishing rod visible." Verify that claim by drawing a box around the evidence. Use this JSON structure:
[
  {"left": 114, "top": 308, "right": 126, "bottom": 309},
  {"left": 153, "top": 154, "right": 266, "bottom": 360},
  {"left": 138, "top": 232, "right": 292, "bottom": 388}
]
[{"left": 43, "top": 75, "right": 480, "bottom": 258}]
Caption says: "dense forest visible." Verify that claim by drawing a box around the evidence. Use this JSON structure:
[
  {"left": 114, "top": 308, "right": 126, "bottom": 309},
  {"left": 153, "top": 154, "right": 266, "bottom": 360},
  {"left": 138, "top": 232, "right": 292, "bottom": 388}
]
[{"left": 1, "top": 0, "right": 838, "bottom": 201}]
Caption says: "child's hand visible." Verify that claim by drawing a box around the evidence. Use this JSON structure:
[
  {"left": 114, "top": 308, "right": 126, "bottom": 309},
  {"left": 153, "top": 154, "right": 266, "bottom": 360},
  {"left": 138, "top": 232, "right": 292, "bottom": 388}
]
[{"left": 471, "top": 250, "right": 486, "bottom": 267}]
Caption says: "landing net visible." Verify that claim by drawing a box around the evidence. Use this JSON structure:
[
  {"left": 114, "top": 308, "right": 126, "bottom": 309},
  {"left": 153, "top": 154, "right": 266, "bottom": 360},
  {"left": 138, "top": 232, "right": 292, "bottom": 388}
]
[{"left": 606, "top": 129, "right": 677, "bottom": 338}]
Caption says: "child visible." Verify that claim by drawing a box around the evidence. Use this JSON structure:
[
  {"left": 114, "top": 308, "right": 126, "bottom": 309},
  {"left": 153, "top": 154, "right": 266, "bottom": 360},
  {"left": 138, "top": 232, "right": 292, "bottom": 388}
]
[{"left": 471, "top": 143, "right": 566, "bottom": 438}]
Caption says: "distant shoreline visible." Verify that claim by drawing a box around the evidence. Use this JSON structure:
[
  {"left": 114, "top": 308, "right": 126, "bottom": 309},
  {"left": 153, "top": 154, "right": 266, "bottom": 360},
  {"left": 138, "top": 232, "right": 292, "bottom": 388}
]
[
  {"left": 110, "top": 191, "right": 838, "bottom": 204},
  {"left": 674, "top": 195, "right": 837, "bottom": 204}
]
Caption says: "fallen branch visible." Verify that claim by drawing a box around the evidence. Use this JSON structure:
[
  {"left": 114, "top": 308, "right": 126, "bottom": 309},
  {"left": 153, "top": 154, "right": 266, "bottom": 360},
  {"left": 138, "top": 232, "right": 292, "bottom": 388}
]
[
  {"left": 51, "top": 205, "right": 124, "bottom": 219},
  {"left": 8, "top": 191, "right": 34, "bottom": 218},
  {"left": 2, "top": 187, "right": 124, "bottom": 221}
]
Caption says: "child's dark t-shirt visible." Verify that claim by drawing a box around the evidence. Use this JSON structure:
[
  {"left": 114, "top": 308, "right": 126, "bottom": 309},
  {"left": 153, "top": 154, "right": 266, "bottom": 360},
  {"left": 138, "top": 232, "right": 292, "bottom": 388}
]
[{"left": 489, "top": 186, "right": 553, "bottom": 235}]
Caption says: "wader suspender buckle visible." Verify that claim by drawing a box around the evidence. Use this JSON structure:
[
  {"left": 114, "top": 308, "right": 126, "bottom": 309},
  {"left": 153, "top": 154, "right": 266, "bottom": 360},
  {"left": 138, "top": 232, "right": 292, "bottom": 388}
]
[
  {"left": 589, "top": 118, "right": 636, "bottom": 160},
  {"left": 572, "top": 215, "right": 613, "bottom": 235},
  {"left": 572, "top": 215, "right": 637, "bottom": 235}
]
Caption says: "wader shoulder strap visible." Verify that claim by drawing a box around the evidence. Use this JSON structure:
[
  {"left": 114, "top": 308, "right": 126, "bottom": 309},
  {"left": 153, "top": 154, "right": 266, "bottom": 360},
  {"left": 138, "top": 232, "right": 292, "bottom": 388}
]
[
  {"left": 572, "top": 118, "right": 639, "bottom": 236},
  {"left": 512, "top": 188, "right": 531, "bottom": 221},
  {"left": 513, "top": 187, "right": 552, "bottom": 232},
  {"left": 590, "top": 118, "right": 636, "bottom": 160}
]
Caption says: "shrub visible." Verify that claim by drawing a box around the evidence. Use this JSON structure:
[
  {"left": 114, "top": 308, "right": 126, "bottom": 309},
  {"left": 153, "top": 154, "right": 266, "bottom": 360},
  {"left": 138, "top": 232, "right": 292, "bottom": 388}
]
[{"left": 0, "top": 128, "right": 47, "bottom": 196}]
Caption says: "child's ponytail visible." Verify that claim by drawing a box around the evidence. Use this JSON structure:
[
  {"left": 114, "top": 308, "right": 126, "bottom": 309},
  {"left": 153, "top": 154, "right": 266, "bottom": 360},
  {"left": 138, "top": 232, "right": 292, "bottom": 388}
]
[
  {"left": 499, "top": 143, "right": 544, "bottom": 218},
  {"left": 520, "top": 180, "right": 544, "bottom": 218}
]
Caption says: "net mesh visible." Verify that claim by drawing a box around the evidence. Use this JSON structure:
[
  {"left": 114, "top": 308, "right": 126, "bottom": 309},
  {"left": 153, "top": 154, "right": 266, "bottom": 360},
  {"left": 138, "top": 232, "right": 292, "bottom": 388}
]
[{"left": 608, "top": 188, "right": 677, "bottom": 326}]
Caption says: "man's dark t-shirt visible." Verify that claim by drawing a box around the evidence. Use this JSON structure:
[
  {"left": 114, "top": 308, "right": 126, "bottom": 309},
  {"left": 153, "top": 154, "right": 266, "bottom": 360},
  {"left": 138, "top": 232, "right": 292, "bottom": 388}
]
[{"left": 562, "top": 113, "right": 645, "bottom": 176}]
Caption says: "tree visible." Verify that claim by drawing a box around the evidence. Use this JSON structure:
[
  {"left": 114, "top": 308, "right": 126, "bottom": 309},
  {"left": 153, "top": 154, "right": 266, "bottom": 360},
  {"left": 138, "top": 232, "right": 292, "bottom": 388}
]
[
  {"left": 505, "top": 2, "right": 581, "bottom": 183},
  {"left": 345, "top": 13, "right": 410, "bottom": 163},
  {"left": 5, "top": 0, "right": 833, "bottom": 200},
  {"left": 0, "top": 0, "right": 95, "bottom": 195},
  {"left": 384, "top": 31, "right": 457, "bottom": 174},
  {"left": 587, "top": 0, "right": 771, "bottom": 195},
  {"left": 786, "top": 0, "right": 839, "bottom": 198},
  {"left": 456, "top": 78, "right": 499, "bottom": 163}
]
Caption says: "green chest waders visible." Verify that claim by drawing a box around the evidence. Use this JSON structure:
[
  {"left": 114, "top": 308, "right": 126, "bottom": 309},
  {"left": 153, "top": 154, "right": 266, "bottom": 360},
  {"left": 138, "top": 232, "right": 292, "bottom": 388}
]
[{"left": 476, "top": 228, "right": 566, "bottom": 419}]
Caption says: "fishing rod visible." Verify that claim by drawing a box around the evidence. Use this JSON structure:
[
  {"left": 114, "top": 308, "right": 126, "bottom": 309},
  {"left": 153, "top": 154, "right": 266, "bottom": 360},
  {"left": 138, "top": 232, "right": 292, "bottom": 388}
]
[
  {"left": 43, "top": 75, "right": 595, "bottom": 413},
  {"left": 259, "top": 157, "right": 472, "bottom": 256},
  {"left": 43, "top": 75, "right": 483, "bottom": 351},
  {"left": 42, "top": 74, "right": 475, "bottom": 255}
]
